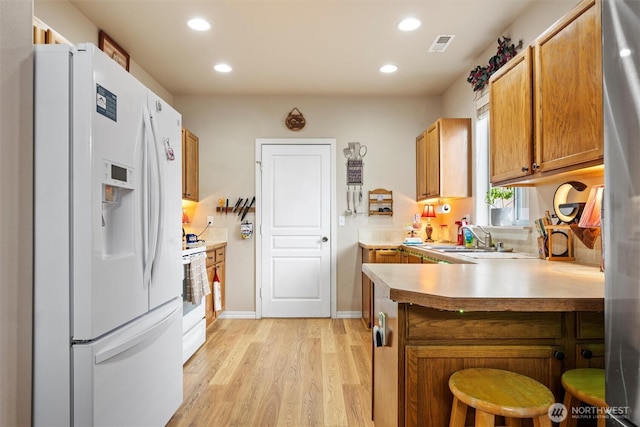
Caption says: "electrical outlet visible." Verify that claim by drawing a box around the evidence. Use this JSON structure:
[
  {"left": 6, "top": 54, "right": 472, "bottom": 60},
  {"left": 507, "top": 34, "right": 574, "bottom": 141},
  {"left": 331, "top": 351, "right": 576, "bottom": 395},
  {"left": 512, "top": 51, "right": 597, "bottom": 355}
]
[{"left": 207, "top": 215, "right": 214, "bottom": 225}]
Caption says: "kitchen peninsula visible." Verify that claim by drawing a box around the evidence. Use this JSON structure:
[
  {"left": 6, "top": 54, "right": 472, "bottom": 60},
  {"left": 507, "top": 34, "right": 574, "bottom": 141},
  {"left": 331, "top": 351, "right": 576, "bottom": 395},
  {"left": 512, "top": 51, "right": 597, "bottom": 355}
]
[{"left": 363, "top": 249, "right": 604, "bottom": 427}]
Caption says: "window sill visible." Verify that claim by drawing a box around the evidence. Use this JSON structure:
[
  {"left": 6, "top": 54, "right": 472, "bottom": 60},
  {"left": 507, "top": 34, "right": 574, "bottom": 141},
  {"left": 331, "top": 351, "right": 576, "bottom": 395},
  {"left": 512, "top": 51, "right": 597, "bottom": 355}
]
[{"left": 474, "top": 225, "right": 533, "bottom": 241}]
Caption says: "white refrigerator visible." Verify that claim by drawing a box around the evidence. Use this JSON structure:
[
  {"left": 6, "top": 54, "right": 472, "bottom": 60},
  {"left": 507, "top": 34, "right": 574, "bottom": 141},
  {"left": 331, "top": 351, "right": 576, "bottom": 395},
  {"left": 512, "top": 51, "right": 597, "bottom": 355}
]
[{"left": 33, "top": 44, "right": 183, "bottom": 426}]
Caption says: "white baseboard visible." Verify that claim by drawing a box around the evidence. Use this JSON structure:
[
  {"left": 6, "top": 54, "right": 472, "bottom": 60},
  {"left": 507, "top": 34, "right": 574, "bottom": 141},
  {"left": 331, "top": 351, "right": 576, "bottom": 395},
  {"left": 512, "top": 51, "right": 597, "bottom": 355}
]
[
  {"left": 218, "top": 311, "right": 362, "bottom": 319},
  {"left": 217, "top": 311, "right": 257, "bottom": 319},
  {"left": 336, "top": 311, "right": 362, "bottom": 319}
]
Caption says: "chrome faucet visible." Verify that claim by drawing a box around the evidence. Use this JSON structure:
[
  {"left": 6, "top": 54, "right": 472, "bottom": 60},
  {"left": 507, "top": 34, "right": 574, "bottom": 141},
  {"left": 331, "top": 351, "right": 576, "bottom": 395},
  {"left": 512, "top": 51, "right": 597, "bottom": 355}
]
[{"left": 460, "top": 225, "right": 493, "bottom": 250}]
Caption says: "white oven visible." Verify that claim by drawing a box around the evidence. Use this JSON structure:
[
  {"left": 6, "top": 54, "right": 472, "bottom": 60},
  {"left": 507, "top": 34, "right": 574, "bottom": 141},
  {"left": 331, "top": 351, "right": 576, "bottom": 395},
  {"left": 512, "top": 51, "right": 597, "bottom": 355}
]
[{"left": 181, "top": 246, "right": 207, "bottom": 364}]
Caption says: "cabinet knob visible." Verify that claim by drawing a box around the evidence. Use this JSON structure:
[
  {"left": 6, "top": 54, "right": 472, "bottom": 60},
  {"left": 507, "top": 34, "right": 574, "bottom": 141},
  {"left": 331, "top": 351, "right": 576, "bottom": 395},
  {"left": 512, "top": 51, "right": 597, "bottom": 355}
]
[
  {"left": 553, "top": 350, "right": 565, "bottom": 360},
  {"left": 521, "top": 166, "right": 529, "bottom": 172},
  {"left": 581, "top": 349, "right": 593, "bottom": 359},
  {"left": 532, "top": 163, "right": 540, "bottom": 171},
  {"left": 322, "top": 236, "right": 329, "bottom": 242}
]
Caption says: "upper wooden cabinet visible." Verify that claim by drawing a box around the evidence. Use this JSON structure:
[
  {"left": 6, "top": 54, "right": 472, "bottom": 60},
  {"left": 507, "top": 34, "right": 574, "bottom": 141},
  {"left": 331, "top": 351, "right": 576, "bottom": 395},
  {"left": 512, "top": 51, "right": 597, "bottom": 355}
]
[
  {"left": 489, "top": 47, "right": 534, "bottom": 183},
  {"left": 182, "top": 128, "right": 199, "bottom": 201},
  {"left": 535, "top": 0, "right": 603, "bottom": 173},
  {"left": 416, "top": 118, "right": 471, "bottom": 201},
  {"left": 489, "top": 0, "right": 603, "bottom": 185}
]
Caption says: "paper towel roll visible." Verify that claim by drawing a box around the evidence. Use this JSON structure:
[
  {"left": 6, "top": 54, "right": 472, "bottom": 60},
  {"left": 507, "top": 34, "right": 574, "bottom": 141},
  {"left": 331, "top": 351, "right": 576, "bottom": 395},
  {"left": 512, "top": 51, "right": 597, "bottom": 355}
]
[{"left": 435, "top": 204, "right": 451, "bottom": 214}]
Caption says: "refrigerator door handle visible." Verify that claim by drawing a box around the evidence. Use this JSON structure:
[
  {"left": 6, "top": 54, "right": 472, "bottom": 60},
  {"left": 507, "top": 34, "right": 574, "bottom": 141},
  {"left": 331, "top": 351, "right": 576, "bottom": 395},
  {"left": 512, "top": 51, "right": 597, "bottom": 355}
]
[
  {"left": 148, "top": 105, "right": 165, "bottom": 285},
  {"left": 94, "top": 304, "right": 181, "bottom": 364},
  {"left": 142, "top": 105, "right": 161, "bottom": 290}
]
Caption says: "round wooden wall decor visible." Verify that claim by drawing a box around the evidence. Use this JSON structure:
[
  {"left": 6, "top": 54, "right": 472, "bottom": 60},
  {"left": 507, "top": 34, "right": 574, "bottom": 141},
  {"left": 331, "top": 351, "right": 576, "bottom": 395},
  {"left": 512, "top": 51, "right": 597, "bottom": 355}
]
[{"left": 285, "top": 107, "right": 306, "bottom": 131}]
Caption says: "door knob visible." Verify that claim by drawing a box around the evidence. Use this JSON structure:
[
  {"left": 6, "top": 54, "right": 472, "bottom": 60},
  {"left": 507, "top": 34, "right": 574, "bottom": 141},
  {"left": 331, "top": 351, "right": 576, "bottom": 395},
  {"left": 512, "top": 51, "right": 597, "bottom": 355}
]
[{"left": 322, "top": 236, "right": 328, "bottom": 242}]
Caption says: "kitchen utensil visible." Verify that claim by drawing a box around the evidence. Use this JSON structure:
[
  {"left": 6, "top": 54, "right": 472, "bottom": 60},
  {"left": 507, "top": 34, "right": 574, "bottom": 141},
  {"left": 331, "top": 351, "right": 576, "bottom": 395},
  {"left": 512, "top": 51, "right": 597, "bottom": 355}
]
[
  {"left": 346, "top": 187, "right": 352, "bottom": 216},
  {"left": 343, "top": 147, "right": 352, "bottom": 158},
  {"left": 241, "top": 197, "right": 255, "bottom": 221},
  {"left": 225, "top": 198, "right": 229, "bottom": 214},
  {"left": 353, "top": 188, "right": 357, "bottom": 215},
  {"left": 233, "top": 198, "right": 243, "bottom": 213},
  {"left": 358, "top": 144, "right": 367, "bottom": 158},
  {"left": 238, "top": 198, "right": 249, "bottom": 216}
]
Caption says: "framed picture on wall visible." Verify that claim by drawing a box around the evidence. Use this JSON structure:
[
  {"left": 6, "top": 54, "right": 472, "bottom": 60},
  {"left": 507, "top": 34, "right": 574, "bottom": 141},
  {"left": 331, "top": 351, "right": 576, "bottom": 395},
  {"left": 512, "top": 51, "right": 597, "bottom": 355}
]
[{"left": 99, "top": 30, "right": 130, "bottom": 71}]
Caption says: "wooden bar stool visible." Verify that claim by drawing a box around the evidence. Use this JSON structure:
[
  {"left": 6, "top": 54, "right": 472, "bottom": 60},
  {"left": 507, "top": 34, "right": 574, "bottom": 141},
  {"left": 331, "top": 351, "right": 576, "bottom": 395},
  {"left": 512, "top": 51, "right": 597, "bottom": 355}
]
[
  {"left": 449, "top": 368, "right": 555, "bottom": 427},
  {"left": 559, "top": 368, "right": 606, "bottom": 427}
]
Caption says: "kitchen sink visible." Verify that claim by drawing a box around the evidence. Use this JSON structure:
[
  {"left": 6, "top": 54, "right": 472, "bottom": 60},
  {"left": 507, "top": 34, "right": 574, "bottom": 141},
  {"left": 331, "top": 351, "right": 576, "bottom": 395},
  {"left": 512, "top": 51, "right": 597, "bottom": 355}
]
[
  {"left": 419, "top": 245, "right": 494, "bottom": 253},
  {"left": 437, "top": 247, "right": 495, "bottom": 253}
]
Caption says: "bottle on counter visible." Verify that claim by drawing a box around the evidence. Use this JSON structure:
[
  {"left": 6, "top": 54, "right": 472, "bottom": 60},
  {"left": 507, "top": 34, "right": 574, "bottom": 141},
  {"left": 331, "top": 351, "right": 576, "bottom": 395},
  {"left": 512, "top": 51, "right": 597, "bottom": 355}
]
[{"left": 456, "top": 220, "right": 464, "bottom": 246}]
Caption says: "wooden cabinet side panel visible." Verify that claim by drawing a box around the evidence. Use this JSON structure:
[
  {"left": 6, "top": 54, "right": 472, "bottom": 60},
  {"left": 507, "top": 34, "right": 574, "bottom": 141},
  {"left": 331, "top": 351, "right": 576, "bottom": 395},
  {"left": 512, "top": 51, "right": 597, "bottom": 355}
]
[
  {"left": 372, "top": 281, "right": 401, "bottom": 427},
  {"left": 489, "top": 48, "right": 534, "bottom": 184},
  {"left": 439, "top": 119, "right": 471, "bottom": 197},
  {"left": 535, "top": 0, "right": 603, "bottom": 172}
]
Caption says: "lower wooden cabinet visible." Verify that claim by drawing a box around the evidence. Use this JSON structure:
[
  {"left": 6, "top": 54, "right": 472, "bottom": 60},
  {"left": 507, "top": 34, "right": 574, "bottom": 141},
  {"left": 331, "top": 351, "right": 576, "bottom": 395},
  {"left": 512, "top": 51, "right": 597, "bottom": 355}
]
[
  {"left": 205, "top": 245, "right": 225, "bottom": 326},
  {"left": 370, "top": 293, "right": 604, "bottom": 427},
  {"left": 405, "top": 345, "right": 561, "bottom": 427}
]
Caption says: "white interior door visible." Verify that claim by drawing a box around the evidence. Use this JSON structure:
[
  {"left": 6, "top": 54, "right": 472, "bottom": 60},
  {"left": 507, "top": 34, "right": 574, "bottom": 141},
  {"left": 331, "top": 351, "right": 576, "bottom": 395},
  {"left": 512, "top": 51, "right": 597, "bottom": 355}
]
[{"left": 259, "top": 142, "right": 332, "bottom": 317}]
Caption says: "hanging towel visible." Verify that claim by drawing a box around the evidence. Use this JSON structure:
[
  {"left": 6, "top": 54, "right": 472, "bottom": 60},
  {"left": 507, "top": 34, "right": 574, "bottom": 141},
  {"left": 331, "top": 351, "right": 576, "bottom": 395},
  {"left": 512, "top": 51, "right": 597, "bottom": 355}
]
[
  {"left": 213, "top": 268, "right": 222, "bottom": 312},
  {"left": 186, "top": 252, "right": 211, "bottom": 304}
]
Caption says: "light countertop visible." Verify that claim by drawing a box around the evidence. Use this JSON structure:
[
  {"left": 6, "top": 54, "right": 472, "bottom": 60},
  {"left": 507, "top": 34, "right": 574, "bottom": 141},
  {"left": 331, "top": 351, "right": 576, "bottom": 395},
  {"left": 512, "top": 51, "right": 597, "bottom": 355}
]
[{"left": 362, "top": 244, "right": 604, "bottom": 313}]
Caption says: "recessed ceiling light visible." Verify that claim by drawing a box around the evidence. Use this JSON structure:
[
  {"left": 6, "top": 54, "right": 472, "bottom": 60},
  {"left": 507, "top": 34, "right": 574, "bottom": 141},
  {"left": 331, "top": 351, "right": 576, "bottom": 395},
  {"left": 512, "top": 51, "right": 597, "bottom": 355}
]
[
  {"left": 380, "top": 64, "right": 398, "bottom": 73},
  {"left": 397, "top": 17, "right": 421, "bottom": 32},
  {"left": 214, "top": 63, "right": 232, "bottom": 73},
  {"left": 187, "top": 18, "right": 211, "bottom": 31},
  {"left": 620, "top": 47, "right": 632, "bottom": 57}
]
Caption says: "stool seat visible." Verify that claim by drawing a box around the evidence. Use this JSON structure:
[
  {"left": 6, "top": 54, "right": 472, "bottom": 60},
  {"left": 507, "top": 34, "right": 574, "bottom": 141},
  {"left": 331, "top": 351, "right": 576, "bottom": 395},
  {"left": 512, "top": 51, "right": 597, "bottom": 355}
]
[
  {"left": 561, "top": 368, "right": 606, "bottom": 407},
  {"left": 560, "top": 368, "right": 606, "bottom": 427},
  {"left": 449, "top": 368, "right": 554, "bottom": 427}
]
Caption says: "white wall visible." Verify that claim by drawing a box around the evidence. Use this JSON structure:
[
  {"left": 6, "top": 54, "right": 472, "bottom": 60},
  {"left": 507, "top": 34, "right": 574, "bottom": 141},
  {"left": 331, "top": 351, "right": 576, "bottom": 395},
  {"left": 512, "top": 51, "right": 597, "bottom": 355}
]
[
  {"left": 0, "top": 0, "right": 33, "bottom": 424},
  {"left": 174, "top": 94, "right": 440, "bottom": 314},
  {"left": 34, "top": 0, "right": 174, "bottom": 104}
]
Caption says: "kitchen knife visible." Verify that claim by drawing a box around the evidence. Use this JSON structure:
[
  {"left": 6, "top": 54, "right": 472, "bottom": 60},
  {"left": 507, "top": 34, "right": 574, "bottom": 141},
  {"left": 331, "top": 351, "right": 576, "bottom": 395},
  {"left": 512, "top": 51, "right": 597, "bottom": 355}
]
[
  {"left": 225, "top": 198, "right": 229, "bottom": 215},
  {"left": 232, "top": 198, "right": 243, "bottom": 213},
  {"left": 237, "top": 198, "right": 249, "bottom": 216},
  {"left": 241, "top": 197, "right": 255, "bottom": 221}
]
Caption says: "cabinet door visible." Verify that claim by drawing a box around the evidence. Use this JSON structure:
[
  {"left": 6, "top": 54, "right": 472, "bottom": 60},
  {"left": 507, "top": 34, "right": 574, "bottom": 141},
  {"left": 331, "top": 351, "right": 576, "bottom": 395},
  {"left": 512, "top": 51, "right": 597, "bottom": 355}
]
[
  {"left": 405, "top": 345, "right": 562, "bottom": 427},
  {"left": 425, "top": 123, "right": 440, "bottom": 198},
  {"left": 489, "top": 47, "right": 534, "bottom": 184},
  {"left": 416, "top": 133, "right": 427, "bottom": 201},
  {"left": 182, "top": 129, "right": 199, "bottom": 201},
  {"left": 534, "top": 0, "right": 603, "bottom": 173}
]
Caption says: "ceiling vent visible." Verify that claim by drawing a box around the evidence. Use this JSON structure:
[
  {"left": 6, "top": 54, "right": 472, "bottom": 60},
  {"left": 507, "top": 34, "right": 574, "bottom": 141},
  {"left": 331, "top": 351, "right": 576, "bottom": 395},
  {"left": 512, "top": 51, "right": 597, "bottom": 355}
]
[{"left": 428, "top": 35, "right": 455, "bottom": 53}]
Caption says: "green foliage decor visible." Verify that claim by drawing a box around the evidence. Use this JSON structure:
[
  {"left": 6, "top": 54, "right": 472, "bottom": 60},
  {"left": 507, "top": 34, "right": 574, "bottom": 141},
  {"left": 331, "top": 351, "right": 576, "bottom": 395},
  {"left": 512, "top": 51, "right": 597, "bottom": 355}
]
[
  {"left": 485, "top": 187, "right": 514, "bottom": 209},
  {"left": 467, "top": 37, "right": 519, "bottom": 92}
]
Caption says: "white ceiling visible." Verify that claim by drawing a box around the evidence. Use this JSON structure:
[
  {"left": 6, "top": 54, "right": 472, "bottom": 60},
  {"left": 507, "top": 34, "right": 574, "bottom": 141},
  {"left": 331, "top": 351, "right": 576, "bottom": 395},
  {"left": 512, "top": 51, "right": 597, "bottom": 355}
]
[{"left": 69, "top": 0, "right": 543, "bottom": 97}]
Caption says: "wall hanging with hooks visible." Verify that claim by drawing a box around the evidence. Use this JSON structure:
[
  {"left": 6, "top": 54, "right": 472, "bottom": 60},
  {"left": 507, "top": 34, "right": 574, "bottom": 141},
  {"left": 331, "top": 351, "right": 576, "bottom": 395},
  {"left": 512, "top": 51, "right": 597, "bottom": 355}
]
[{"left": 344, "top": 142, "right": 368, "bottom": 216}]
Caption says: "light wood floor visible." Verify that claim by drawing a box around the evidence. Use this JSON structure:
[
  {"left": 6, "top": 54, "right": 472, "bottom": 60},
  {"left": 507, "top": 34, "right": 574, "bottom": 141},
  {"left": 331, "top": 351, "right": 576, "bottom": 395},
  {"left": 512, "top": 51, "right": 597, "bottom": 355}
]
[{"left": 167, "top": 318, "right": 374, "bottom": 427}]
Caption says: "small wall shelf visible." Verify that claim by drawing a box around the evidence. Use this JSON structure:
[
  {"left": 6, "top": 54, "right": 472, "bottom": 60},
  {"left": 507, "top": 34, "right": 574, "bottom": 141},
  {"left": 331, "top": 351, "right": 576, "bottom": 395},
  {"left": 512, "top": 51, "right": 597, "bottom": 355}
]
[{"left": 369, "top": 189, "right": 393, "bottom": 216}]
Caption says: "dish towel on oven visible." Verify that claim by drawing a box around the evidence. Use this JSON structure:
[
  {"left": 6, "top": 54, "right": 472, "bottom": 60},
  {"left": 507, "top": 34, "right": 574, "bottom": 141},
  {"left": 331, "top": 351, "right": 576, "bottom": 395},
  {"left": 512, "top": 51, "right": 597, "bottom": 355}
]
[{"left": 186, "top": 252, "right": 211, "bottom": 304}]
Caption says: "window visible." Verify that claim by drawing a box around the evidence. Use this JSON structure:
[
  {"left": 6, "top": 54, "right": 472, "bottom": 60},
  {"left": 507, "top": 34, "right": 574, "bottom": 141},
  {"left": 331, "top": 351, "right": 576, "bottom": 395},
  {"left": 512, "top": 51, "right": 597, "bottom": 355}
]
[{"left": 476, "top": 104, "right": 529, "bottom": 226}]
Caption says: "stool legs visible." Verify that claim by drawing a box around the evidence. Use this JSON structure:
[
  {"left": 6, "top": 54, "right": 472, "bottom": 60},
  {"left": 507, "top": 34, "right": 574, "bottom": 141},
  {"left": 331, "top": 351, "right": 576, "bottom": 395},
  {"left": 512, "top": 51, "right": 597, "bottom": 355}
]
[
  {"left": 560, "top": 391, "right": 579, "bottom": 427},
  {"left": 505, "top": 418, "right": 522, "bottom": 427},
  {"left": 533, "top": 415, "right": 552, "bottom": 427},
  {"left": 449, "top": 397, "right": 468, "bottom": 427},
  {"left": 475, "top": 410, "right": 496, "bottom": 427}
]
